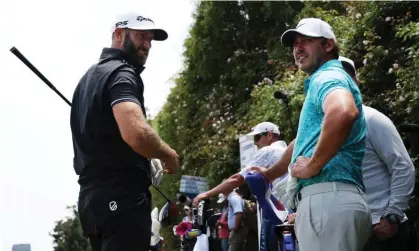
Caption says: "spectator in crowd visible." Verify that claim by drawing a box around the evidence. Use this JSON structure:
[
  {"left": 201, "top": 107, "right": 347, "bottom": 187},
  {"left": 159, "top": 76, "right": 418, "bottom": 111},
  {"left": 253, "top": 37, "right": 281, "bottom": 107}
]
[{"left": 339, "top": 56, "right": 415, "bottom": 251}]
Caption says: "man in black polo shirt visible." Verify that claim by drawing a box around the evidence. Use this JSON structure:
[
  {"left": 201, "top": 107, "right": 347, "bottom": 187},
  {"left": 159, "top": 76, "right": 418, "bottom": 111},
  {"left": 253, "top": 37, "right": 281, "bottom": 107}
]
[{"left": 70, "top": 13, "right": 179, "bottom": 251}]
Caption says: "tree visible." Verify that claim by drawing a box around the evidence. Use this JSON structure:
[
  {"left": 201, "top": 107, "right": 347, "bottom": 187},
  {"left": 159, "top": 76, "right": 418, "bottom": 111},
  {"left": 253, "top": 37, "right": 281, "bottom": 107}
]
[
  {"left": 53, "top": 2, "right": 419, "bottom": 250},
  {"left": 50, "top": 206, "right": 91, "bottom": 251}
]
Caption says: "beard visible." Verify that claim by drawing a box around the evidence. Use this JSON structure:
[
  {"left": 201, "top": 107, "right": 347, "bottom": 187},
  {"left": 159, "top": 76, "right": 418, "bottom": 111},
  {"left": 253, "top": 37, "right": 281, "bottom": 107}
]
[
  {"left": 122, "top": 32, "right": 148, "bottom": 66},
  {"left": 295, "top": 52, "right": 325, "bottom": 75}
]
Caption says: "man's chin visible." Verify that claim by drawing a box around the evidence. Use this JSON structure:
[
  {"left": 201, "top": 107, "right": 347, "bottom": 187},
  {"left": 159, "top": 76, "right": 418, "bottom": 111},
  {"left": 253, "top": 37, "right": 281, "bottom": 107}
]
[
  {"left": 135, "top": 57, "right": 147, "bottom": 66},
  {"left": 298, "top": 64, "right": 313, "bottom": 74}
]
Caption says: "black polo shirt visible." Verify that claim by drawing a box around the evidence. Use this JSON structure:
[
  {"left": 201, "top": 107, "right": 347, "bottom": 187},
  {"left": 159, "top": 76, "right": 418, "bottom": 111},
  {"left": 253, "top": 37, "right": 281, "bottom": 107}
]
[{"left": 70, "top": 48, "right": 151, "bottom": 191}]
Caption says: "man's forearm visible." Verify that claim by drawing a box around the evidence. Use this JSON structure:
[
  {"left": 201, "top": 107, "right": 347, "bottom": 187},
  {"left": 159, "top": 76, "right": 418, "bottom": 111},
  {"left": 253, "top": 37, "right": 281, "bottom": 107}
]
[
  {"left": 114, "top": 102, "right": 174, "bottom": 159},
  {"left": 308, "top": 109, "right": 357, "bottom": 173},
  {"left": 131, "top": 123, "right": 173, "bottom": 159},
  {"left": 265, "top": 140, "right": 295, "bottom": 182},
  {"left": 385, "top": 159, "right": 415, "bottom": 218},
  {"left": 204, "top": 174, "right": 244, "bottom": 198}
]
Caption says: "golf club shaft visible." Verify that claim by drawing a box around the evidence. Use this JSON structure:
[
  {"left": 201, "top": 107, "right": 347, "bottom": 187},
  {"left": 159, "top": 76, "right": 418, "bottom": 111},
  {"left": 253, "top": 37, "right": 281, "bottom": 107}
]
[
  {"left": 10, "top": 46, "right": 72, "bottom": 106},
  {"left": 152, "top": 185, "right": 171, "bottom": 202}
]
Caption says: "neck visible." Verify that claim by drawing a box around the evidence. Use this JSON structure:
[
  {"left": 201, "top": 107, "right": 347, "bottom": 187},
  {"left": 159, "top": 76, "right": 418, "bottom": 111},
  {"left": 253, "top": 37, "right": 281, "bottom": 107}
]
[{"left": 306, "top": 55, "right": 335, "bottom": 76}]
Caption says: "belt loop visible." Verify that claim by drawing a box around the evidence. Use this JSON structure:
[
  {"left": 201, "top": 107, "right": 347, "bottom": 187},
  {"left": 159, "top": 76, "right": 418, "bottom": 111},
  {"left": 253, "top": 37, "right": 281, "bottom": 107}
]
[{"left": 332, "top": 182, "right": 337, "bottom": 192}]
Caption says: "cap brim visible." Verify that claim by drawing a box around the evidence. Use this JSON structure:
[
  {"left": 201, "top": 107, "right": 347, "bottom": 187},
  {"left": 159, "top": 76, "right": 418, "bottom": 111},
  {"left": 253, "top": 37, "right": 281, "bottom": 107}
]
[
  {"left": 246, "top": 131, "right": 259, "bottom": 136},
  {"left": 280, "top": 29, "right": 323, "bottom": 47},
  {"left": 127, "top": 25, "right": 168, "bottom": 41},
  {"left": 151, "top": 29, "right": 168, "bottom": 41}
]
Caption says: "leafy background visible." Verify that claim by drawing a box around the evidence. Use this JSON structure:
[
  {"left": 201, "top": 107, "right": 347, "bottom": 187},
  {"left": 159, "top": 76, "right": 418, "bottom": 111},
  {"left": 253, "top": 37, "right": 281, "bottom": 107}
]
[{"left": 51, "top": 2, "right": 419, "bottom": 251}]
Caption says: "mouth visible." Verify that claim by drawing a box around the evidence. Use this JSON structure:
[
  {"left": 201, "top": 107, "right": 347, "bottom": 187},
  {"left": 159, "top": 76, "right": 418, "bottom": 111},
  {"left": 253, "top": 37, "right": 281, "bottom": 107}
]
[
  {"left": 137, "top": 48, "right": 149, "bottom": 58},
  {"left": 296, "top": 55, "right": 307, "bottom": 62}
]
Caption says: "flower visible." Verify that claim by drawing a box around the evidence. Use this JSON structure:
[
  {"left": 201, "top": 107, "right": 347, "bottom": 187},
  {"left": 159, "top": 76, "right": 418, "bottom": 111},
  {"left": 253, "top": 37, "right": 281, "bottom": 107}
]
[
  {"left": 385, "top": 17, "right": 391, "bottom": 22},
  {"left": 363, "top": 58, "right": 368, "bottom": 65},
  {"left": 263, "top": 77, "right": 273, "bottom": 85},
  {"left": 356, "top": 13, "right": 362, "bottom": 19}
]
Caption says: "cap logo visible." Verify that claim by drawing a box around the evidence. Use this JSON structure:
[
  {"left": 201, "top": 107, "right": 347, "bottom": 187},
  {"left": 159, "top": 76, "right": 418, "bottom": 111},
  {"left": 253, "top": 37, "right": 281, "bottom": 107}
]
[
  {"left": 137, "top": 16, "right": 154, "bottom": 23},
  {"left": 115, "top": 20, "right": 128, "bottom": 27},
  {"left": 109, "top": 201, "right": 118, "bottom": 211},
  {"left": 296, "top": 22, "right": 306, "bottom": 29}
]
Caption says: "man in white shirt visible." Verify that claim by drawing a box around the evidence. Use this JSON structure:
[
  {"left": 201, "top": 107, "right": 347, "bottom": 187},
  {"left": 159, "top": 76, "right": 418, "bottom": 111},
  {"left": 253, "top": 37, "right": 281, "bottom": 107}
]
[
  {"left": 193, "top": 122, "right": 289, "bottom": 251},
  {"left": 339, "top": 56, "right": 415, "bottom": 251},
  {"left": 193, "top": 122, "right": 288, "bottom": 207}
]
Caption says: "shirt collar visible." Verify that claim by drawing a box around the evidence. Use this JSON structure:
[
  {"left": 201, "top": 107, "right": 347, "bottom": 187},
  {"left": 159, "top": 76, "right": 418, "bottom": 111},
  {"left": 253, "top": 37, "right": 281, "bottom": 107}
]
[
  {"left": 304, "top": 59, "right": 342, "bottom": 92},
  {"left": 99, "top": 48, "right": 145, "bottom": 75},
  {"left": 271, "top": 140, "right": 287, "bottom": 148}
]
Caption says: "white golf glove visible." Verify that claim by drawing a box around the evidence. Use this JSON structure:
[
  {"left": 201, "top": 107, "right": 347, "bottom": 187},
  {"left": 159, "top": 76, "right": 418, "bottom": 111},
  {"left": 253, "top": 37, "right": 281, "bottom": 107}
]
[
  {"left": 286, "top": 163, "right": 298, "bottom": 210},
  {"left": 151, "top": 158, "right": 164, "bottom": 187}
]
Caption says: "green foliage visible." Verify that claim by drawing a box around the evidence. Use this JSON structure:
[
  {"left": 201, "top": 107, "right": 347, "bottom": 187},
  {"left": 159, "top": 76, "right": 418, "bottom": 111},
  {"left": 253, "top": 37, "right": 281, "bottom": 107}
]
[
  {"left": 54, "top": 2, "right": 419, "bottom": 250},
  {"left": 50, "top": 206, "right": 91, "bottom": 251},
  {"left": 154, "top": 2, "right": 419, "bottom": 248}
]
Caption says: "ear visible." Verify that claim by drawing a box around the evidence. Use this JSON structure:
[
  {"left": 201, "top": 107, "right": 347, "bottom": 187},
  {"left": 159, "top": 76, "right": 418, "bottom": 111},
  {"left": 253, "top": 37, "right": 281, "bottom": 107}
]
[
  {"left": 324, "top": 39, "right": 335, "bottom": 53},
  {"left": 267, "top": 131, "right": 273, "bottom": 140},
  {"left": 113, "top": 28, "right": 126, "bottom": 42}
]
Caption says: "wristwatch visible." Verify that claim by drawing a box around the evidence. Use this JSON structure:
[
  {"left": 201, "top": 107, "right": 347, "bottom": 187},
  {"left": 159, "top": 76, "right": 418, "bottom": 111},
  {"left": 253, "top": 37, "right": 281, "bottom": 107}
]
[{"left": 385, "top": 214, "right": 401, "bottom": 226}]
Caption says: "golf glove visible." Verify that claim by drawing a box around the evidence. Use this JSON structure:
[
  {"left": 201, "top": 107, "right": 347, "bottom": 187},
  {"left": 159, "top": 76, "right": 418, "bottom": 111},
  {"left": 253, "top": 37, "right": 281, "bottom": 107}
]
[{"left": 151, "top": 158, "right": 164, "bottom": 187}]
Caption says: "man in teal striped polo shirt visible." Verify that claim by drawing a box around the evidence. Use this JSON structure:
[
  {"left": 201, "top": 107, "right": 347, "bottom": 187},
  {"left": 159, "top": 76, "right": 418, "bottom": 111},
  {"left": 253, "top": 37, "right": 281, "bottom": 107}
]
[{"left": 251, "top": 18, "right": 372, "bottom": 251}]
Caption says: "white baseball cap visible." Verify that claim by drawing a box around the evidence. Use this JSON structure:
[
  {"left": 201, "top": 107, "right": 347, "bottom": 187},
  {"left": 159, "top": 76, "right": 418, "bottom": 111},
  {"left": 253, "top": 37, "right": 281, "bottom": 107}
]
[
  {"left": 112, "top": 13, "right": 168, "bottom": 41},
  {"left": 281, "top": 18, "right": 336, "bottom": 47},
  {"left": 247, "top": 122, "right": 280, "bottom": 136},
  {"left": 339, "top": 56, "right": 357, "bottom": 74},
  {"left": 217, "top": 193, "right": 226, "bottom": 203}
]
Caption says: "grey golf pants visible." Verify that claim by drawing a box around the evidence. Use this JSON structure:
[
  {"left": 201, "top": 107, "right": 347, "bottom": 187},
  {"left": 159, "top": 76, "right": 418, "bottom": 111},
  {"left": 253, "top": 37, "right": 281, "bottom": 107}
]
[{"left": 295, "top": 182, "right": 372, "bottom": 251}]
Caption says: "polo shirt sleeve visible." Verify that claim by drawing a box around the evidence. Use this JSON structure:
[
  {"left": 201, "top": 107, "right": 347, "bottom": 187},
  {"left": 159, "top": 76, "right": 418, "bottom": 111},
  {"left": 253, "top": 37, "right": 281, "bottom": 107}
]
[
  {"left": 107, "top": 68, "right": 142, "bottom": 107},
  {"left": 230, "top": 196, "right": 243, "bottom": 214},
  {"left": 367, "top": 111, "right": 415, "bottom": 217},
  {"left": 313, "top": 78, "right": 351, "bottom": 110},
  {"left": 239, "top": 148, "right": 270, "bottom": 177}
]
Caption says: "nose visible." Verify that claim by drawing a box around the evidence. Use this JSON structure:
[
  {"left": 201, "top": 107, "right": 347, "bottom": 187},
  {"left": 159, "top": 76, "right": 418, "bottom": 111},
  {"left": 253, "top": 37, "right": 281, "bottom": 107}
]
[
  {"left": 294, "top": 44, "right": 304, "bottom": 54},
  {"left": 143, "top": 40, "right": 152, "bottom": 50}
]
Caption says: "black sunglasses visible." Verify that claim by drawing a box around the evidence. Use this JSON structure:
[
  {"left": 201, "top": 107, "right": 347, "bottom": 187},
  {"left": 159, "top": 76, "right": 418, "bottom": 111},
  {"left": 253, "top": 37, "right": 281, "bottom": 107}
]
[{"left": 254, "top": 132, "right": 269, "bottom": 143}]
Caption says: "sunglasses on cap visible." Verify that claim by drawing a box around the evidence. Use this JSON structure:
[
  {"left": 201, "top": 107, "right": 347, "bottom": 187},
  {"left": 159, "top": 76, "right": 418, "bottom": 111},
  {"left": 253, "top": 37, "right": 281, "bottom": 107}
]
[{"left": 254, "top": 132, "right": 269, "bottom": 143}]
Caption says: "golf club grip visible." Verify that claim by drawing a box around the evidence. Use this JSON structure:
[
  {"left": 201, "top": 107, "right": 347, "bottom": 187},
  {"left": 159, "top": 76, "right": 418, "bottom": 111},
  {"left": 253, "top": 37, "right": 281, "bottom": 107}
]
[{"left": 10, "top": 46, "right": 72, "bottom": 106}]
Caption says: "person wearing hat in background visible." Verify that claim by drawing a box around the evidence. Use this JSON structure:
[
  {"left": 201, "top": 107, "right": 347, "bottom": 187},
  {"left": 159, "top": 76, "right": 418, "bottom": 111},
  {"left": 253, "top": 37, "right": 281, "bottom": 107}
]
[
  {"left": 183, "top": 205, "right": 193, "bottom": 222},
  {"left": 251, "top": 18, "right": 371, "bottom": 251},
  {"left": 193, "top": 122, "right": 288, "bottom": 207},
  {"left": 178, "top": 204, "right": 196, "bottom": 251},
  {"left": 339, "top": 56, "right": 415, "bottom": 251},
  {"left": 71, "top": 12, "right": 179, "bottom": 251},
  {"left": 193, "top": 121, "right": 289, "bottom": 251},
  {"left": 216, "top": 193, "right": 230, "bottom": 251}
]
